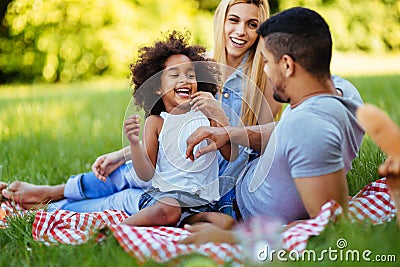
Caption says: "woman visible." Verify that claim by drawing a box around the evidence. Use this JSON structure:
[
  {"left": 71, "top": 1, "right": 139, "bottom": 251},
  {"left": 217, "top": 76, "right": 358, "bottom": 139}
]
[
  {"left": 213, "top": 0, "right": 281, "bottom": 126},
  {"left": 203, "top": 0, "right": 281, "bottom": 218}
]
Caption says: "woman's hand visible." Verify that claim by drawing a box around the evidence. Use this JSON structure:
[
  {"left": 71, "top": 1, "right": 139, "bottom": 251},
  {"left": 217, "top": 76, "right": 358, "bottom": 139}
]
[
  {"left": 190, "top": 92, "right": 229, "bottom": 126},
  {"left": 91, "top": 150, "right": 126, "bottom": 181}
]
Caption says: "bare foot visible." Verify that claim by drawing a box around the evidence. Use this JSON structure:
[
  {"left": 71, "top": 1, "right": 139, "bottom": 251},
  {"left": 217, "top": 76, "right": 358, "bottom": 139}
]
[{"left": 1, "top": 181, "right": 65, "bottom": 209}]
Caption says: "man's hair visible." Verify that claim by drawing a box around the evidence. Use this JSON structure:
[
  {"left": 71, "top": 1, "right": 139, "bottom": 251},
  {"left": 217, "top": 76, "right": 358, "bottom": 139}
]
[
  {"left": 130, "top": 30, "right": 220, "bottom": 116},
  {"left": 257, "top": 7, "right": 332, "bottom": 79}
]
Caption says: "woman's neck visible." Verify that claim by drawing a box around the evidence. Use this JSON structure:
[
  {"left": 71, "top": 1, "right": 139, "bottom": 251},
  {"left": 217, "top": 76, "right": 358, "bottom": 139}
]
[
  {"left": 226, "top": 56, "right": 242, "bottom": 70},
  {"left": 224, "top": 56, "right": 242, "bottom": 81}
]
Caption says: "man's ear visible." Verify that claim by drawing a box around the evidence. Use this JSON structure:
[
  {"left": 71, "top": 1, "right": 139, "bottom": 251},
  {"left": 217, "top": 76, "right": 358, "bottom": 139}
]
[{"left": 281, "top": 54, "right": 295, "bottom": 77}]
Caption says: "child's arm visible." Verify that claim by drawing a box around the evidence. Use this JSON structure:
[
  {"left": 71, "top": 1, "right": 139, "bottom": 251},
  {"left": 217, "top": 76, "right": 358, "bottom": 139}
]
[
  {"left": 190, "top": 92, "right": 230, "bottom": 127},
  {"left": 124, "top": 115, "right": 161, "bottom": 181}
]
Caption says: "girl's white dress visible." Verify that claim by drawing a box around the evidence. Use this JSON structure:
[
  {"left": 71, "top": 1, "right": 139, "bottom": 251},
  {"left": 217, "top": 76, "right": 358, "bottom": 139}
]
[{"left": 152, "top": 110, "right": 220, "bottom": 202}]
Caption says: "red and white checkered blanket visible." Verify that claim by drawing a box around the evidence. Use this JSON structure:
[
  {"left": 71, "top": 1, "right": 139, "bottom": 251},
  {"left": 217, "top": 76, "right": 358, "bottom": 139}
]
[{"left": 0, "top": 178, "right": 396, "bottom": 265}]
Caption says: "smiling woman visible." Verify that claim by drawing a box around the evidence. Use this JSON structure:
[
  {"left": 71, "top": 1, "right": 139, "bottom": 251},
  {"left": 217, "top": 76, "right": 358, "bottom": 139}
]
[
  {"left": 213, "top": 0, "right": 281, "bottom": 127},
  {"left": 223, "top": 3, "right": 260, "bottom": 69},
  {"left": 200, "top": 0, "right": 283, "bottom": 221}
]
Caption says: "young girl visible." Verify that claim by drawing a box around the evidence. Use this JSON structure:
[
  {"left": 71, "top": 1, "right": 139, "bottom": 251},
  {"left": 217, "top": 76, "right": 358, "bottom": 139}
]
[
  {"left": 121, "top": 31, "right": 237, "bottom": 226},
  {"left": 0, "top": 32, "right": 236, "bottom": 228}
]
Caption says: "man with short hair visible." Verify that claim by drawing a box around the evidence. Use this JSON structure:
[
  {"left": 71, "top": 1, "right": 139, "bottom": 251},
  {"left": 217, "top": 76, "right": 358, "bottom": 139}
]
[{"left": 181, "top": 7, "right": 364, "bottom": 244}]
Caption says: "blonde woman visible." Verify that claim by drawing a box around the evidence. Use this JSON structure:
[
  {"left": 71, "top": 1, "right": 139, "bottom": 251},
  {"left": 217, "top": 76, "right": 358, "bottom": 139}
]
[
  {"left": 213, "top": 0, "right": 281, "bottom": 126},
  {"left": 189, "top": 0, "right": 282, "bottom": 220}
]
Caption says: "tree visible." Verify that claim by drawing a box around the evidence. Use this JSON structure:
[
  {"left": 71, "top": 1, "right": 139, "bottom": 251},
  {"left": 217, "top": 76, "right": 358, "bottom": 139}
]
[
  {"left": 278, "top": 0, "right": 400, "bottom": 53},
  {"left": 0, "top": 0, "right": 213, "bottom": 84}
]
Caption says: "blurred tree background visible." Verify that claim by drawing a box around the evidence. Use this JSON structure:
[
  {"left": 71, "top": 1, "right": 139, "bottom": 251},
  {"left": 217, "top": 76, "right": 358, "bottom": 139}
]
[{"left": 0, "top": 0, "right": 399, "bottom": 84}]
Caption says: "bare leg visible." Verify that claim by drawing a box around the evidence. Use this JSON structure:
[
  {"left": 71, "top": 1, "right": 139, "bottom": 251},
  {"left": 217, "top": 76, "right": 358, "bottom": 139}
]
[
  {"left": 1, "top": 181, "right": 65, "bottom": 209},
  {"left": 122, "top": 197, "right": 181, "bottom": 226}
]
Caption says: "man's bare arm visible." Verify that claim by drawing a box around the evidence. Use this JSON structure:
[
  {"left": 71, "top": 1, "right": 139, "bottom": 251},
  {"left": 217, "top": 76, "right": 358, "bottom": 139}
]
[
  {"left": 186, "top": 122, "right": 275, "bottom": 161},
  {"left": 225, "top": 123, "right": 275, "bottom": 153},
  {"left": 294, "top": 169, "right": 349, "bottom": 218}
]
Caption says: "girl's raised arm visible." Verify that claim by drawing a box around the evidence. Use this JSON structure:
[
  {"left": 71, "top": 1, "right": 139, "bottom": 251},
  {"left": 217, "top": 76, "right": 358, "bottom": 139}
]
[{"left": 124, "top": 115, "right": 161, "bottom": 181}]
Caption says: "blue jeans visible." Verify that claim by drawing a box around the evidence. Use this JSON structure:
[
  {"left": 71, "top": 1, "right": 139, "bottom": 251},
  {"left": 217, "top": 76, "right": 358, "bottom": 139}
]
[
  {"left": 217, "top": 148, "right": 260, "bottom": 220},
  {"left": 48, "top": 162, "right": 149, "bottom": 215},
  {"left": 53, "top": 188, "right": 145, "bottom": 215}
]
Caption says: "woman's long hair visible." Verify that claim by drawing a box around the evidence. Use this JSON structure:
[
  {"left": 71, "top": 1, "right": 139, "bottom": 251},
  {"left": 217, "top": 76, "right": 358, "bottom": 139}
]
[{"left": 213, "top": 0, "right": 270, "bottom": 126}]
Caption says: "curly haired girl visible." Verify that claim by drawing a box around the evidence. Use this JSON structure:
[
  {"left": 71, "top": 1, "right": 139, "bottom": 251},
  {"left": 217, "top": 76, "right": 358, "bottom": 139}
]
[{"left": 121, "top": 31, "right": 237, "bottom": 226}]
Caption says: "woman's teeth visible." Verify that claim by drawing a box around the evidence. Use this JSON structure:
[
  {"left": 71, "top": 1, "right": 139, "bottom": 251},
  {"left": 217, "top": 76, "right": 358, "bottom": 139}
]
[{"left": 231, "top": 37, "right": 246, "bottom": 45}]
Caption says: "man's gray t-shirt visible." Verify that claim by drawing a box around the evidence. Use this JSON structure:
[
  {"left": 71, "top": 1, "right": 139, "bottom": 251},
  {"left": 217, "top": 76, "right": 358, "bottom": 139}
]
[{"left": 236, "top": 76, "right": 364, "bottom": 223}]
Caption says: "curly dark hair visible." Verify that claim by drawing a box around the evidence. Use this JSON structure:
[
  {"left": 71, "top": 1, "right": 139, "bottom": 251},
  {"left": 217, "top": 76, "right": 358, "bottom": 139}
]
[{"left": 130, "top": 30, "right": 221, "bottom": 116}]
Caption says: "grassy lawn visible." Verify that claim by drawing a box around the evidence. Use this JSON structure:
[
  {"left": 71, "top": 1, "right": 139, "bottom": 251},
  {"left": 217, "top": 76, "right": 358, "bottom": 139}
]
[{"left": 0, "top": 74, "right": 399, "bottom": 266}]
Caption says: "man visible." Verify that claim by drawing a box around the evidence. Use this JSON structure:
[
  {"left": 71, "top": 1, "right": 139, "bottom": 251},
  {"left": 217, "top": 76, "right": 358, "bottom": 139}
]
[{"left": 181, "top": 7, "right": 364, "bottom": 244}]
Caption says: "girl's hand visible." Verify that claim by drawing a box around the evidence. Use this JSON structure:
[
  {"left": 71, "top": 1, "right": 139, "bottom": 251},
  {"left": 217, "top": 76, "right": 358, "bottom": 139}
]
[
  {"left": 124, "top": 115, "right": 141, "bottom": 144},
  {"left": 190, "top": 92, "right": 229, "bottom": 126}
]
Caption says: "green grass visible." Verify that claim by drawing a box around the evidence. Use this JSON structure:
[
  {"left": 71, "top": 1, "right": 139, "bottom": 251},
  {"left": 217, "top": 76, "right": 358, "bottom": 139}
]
[{"left": 0, "top": 75, "right": 399, "bottom": 266}]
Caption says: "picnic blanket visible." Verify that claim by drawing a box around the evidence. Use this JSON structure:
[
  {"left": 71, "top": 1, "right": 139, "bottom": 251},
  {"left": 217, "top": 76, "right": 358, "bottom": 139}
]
[{"left": 0, "top": 178, "right": 397, "bottom": 265}]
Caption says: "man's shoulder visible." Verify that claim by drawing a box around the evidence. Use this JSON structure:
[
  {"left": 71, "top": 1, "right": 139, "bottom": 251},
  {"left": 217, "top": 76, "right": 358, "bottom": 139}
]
[
  {"left": 279, "top": 98, "right": 347, "bottom": 141},
  {"left": 300, "top": 94, "right": 358, "bottom": 118},
  {"left": 284, "top": 96, "right": 343, "bottom": 120},
  {"left": 332, "top": 75, "right": 363, "bottom": 106}
]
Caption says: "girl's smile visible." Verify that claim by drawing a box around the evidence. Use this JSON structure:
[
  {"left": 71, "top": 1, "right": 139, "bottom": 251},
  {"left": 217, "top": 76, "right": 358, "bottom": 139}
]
[{"left": 159, "top": 54, "right": 198, "bottom": 114}]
